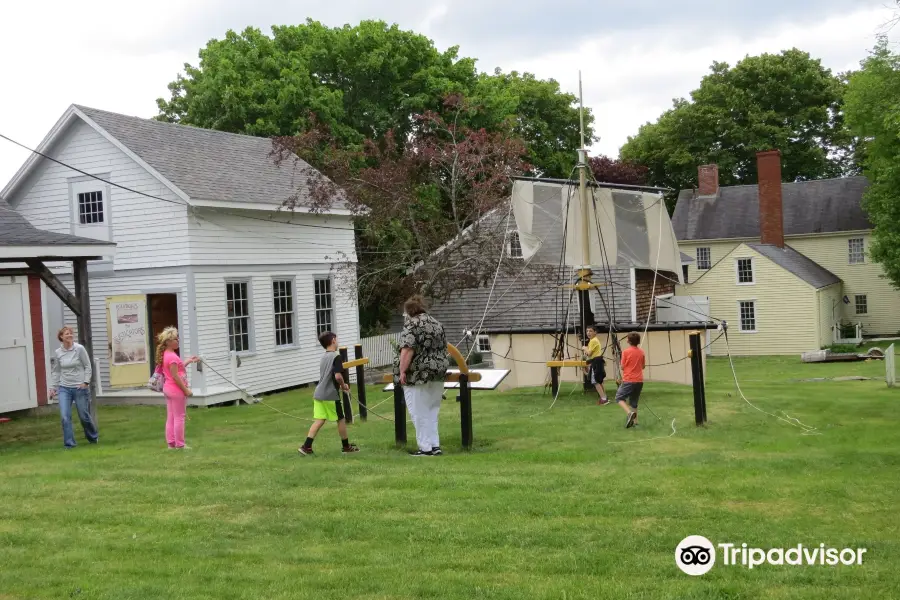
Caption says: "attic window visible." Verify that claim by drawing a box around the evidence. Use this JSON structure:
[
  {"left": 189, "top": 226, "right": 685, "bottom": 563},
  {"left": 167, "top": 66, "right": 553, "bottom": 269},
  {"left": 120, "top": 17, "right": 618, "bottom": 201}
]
[
  {"left": 849, "top": 238, "right": 865, "bottom": 264},
  {"left": 508, "top": 231, "right": 523, "bottom": 259},
  {"left": 696, "top": 247, "right": 711, "bottom": 270},
  {"left": 736, "top": 258, "right": 754, "bottom": 284},
  {"left": 78, "top": 191, "right": 104, "bottom": 224}
]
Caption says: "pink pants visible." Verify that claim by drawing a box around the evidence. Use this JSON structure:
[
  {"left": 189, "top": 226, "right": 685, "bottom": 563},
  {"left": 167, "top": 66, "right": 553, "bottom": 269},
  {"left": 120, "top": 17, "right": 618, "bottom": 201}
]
[{"left": 164, "top": 388, "right": 187, "bottom": 448}]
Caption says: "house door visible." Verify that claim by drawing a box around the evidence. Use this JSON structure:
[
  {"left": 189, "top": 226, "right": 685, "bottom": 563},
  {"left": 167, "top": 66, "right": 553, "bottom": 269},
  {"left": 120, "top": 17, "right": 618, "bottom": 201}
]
[
  {"left": 106, "top": 295, "right": 151, "bottom": 388},
  {"left": 148, "top": 294, "right": 179, "bottom": 371},
  {"left": 0, "top": 277, "right": 37, "bottom": 412}
]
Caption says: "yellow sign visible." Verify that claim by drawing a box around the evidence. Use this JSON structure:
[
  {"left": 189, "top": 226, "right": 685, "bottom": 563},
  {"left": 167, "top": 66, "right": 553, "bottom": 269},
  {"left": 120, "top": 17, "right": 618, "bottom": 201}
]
[{"left": 106, "top": 294, "right": 150, "bottom": 388}]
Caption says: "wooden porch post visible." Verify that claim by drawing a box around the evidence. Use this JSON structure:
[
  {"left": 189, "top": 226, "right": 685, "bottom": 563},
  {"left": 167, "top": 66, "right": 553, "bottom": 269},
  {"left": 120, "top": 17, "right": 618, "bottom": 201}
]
[{"left": 73, "top": 259, "right": 97, "bottom": 424}]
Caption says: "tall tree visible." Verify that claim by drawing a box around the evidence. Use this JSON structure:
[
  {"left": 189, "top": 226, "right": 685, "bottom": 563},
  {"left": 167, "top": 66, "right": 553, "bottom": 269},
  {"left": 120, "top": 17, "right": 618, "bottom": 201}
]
[
  {"left": 844, "top": 38, "right": 900, "bottom": 289},
  {"left": 271, "top": 96, "right": 534, "bottom": 332},
  {"left": 469, "top": 70, "right": 590, "bottom": 177},
  {"left": 589, "top": 155, "right": 648, "bottom": 186},
  {"left": 620, "top": 49, "right": 854, "bottom": 196},
  {"left": 156, "top": 20, "right": 591, "bottom": 177}
]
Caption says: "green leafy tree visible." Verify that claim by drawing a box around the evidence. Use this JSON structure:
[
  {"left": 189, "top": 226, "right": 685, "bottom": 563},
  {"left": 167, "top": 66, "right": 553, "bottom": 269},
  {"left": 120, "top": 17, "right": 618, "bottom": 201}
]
[
  {"left": 468, "top": 70, "right": 591, "bottom": 177},
  {"left": 156, "top": 20, "right": 591, "bottom": 177},
  {"left": 844, "top": 38, "right": 900, "bottom": 288},
  {"left": 620, "top": 49, "right": 854, "bottom": 198}
]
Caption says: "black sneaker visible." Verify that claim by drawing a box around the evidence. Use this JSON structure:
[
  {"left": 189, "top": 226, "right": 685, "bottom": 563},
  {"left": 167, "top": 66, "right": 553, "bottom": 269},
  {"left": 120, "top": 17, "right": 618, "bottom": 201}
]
[
  {"left": 409, "top": 450, "right": 434, "bottom": 456},
  {"left": 626, "top": 411, "right": 637, "bottom": 429},
  {"left": 342, "top": 444, "right": 360, "bottom": 454},
  {"left": 431, "top": 447, "right": 443, "bottom": 455},
  {"left": 298, "top": 446, "right": 314, "bottom": 456}
]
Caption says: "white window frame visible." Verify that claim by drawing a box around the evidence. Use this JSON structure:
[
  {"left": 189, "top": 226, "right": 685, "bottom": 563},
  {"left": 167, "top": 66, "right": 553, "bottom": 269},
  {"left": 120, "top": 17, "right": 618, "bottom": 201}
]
[
  {"left": 737, "top": 299, "right": 757, "bottom": 333},
  {"left": 69, "top": 179, "right": 113, "bottom": 242},
  {"left": 507, "top": 231, "right": 523, "bottom": 259},
  {"left": 696, "top": 247, "right": 711, "bottom": 270},
  {"left": 735, "top": 257, "right": 755, "bottom": 285},
  {"left": 313, "top": 276, "right": 334, "bottom": 336},
  {"left": 476, "top": 334, "right": 492, "bottom": 355},
  {"left": 849, "top": 238, "right": 865, "bottom": 265},
  {"left": 225, "top": 279, "right": 254, "bottom": 354},
  {"left": 854, "top": 294, "right": 868, "bottom": 316},
  {"left": 272, "top": 277, "right": 297, "bottom": 348}
]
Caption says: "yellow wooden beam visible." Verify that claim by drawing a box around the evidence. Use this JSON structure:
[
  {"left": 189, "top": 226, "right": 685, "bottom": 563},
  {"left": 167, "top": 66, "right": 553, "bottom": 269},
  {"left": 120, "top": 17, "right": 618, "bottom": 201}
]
[
  {"left": 446, "top": 343, "right": 469, "bottom": 374},
  {"left": 546, "top": 360, "right": 587, "bottom": 368},
  {"left": 561, "top": 282, "right": 607, "bottom": 290},
  {"left": 342, "top": 357, "right": 369, "bottom": 369}
]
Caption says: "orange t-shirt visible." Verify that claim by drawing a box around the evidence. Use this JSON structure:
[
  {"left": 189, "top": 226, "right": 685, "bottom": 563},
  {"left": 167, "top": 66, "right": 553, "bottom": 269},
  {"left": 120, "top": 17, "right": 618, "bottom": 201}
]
[{"left": 621, "top": 346, "right": 645, "bottom": 383}]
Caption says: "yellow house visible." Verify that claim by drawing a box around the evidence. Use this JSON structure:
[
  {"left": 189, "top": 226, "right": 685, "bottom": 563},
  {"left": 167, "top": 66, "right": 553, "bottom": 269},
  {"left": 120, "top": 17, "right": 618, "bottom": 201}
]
[{"left": 673, "top": 150, "right": 900, "bottom": 355}]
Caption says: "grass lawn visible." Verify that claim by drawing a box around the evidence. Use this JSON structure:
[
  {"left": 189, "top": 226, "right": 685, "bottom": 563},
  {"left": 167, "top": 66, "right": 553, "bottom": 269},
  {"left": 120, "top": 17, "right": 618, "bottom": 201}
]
[{"left": 1, "top": 352, "right": 899, "bottom": 599}]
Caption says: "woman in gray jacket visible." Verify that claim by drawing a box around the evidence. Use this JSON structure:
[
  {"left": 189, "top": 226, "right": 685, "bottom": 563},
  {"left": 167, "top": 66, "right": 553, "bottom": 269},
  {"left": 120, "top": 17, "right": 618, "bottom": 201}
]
[{"left": 49, "top": 326, "right": 98, "bottom": 448}]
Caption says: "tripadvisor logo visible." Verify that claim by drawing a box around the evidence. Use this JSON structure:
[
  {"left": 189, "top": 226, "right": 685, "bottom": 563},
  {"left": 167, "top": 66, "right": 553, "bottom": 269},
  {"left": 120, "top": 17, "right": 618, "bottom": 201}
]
[{"left": 675, "top": 536, "right": 867, "bottom": 576}]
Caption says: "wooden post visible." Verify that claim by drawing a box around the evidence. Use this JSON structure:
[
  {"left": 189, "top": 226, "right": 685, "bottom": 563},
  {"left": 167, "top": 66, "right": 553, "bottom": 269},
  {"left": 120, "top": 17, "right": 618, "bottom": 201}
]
[
  {"left": 459, "top": 373, "right": 473, "bottom": 450},
  {"left": 696, "top": 335, "right": 707, "bottom": 423},
  {"left": 550, "top": 366, "right": 560, "bottom": 398},
  {"left": 73, "top": 259, "right": 97, "bottom": 424},
  {"left": 354, "top": 344, "right": 367, "bottom": 421},
  {"left": 393, "top": 382, "right": 407, "bottom": 446},
  {"left": 887, "top": 344, "right": 896, "bottom": 388},
  {"left": 689, "top": 333, "right": 706, "bottom": 426},
  {"left": 338, "top": 347, "right": 353, "bottom": 424}
]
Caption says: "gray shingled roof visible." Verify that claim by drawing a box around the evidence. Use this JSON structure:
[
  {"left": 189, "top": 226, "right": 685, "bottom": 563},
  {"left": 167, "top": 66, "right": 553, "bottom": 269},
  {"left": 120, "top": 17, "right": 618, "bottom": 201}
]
[
  {"left": 76, "top": 106, "right": 343, "bottom": 209},
  {"left": 672, "top": 176, "right": 871, "bottom": 241},
  {"left": 748, "top": 243, "right": 840, "bottom": 289},
  {"left": 0, "top": 200, "right": 112, "bottom": 248}
]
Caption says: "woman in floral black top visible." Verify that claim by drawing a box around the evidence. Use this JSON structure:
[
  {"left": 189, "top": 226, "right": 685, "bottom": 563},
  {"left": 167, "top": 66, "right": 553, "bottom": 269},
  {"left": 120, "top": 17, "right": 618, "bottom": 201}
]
[{"left": 394, "top": 295, "right": 450, "bottom": 456}]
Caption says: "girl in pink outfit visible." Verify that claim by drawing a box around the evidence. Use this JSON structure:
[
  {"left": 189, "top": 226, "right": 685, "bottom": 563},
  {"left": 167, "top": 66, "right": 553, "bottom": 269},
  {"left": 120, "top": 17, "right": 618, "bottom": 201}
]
[{"left": 155, "top": 328, "right": 199, "bottom": 449}]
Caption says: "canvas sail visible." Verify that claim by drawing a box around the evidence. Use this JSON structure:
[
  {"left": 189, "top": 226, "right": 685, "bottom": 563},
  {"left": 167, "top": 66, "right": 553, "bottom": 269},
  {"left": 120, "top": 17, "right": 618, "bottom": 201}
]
[{"left": 511, "top": 179, "right": 683, "bottom": 284}]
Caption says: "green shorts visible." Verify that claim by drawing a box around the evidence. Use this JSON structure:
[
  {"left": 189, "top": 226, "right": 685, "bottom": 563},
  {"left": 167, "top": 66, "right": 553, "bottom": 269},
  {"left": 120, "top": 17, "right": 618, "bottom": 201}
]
[{"left": 313, "top": 399, "right": 345, "bottom": 422}]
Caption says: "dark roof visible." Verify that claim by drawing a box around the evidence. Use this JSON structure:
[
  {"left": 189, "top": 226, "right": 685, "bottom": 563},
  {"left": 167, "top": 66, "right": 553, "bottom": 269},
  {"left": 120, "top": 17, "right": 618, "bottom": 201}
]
[
  {"left": 680, "top": 252, "right": 694, "bottom": 263},
  {"left": 76, "top": 106, "right": 344, "bottom": 209},
  {"left": 0, "top": 200, "right": 113, "bottom": 248},
  {"left": 672, "top": 177, "right": 871, "bottom": 241},
  {"left": 747, "top": 243, "right": 840, "bottom": 289}
]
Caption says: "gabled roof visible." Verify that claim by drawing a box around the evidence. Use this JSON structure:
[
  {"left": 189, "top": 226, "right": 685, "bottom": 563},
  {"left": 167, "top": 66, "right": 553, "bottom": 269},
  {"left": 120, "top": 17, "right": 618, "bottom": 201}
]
[
  {"left": 0, "top": 200, "right": 114, "bottom": 258},
  {"left": 747, "top": 243, "right": 840, "bottom": 290},
  {"left": 2, "top": 105, "right": 347, "bottom": 213},
  {"left": 672, "top": 176, "right": 871, "bottom": 241}
]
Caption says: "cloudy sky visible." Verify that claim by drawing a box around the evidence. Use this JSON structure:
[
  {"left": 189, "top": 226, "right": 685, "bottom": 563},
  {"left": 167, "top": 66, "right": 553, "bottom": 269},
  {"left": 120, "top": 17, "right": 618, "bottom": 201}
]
[{"left": 0, "top": 0, "right": 893, "bottom": 187}]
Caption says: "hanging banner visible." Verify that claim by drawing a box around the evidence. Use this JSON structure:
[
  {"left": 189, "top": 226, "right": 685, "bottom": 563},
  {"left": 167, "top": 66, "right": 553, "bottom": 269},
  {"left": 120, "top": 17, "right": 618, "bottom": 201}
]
[{"left": 110, "top": 299, "right": 148, "bottom": 365}]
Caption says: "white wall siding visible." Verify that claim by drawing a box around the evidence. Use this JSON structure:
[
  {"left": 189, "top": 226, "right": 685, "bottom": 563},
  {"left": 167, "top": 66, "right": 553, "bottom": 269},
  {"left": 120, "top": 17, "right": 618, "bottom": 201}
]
[
  {"left": 59, "top": 272, "right": 190, "bottom": 390},
  {"left": 193, "top": 265, "right": 359, "bottom": 395},
  {"left": 11, "top": 119, "right": 190, "bottom": 271},
  {"left": 187, "top": 208, "right": 356, "bottom": 266}
]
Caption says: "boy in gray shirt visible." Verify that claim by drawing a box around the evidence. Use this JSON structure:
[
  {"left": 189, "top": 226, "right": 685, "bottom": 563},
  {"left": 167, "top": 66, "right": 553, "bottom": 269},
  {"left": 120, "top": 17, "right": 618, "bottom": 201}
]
[{"left": 298, "top": 332, "right": 360, "bottom": 455}]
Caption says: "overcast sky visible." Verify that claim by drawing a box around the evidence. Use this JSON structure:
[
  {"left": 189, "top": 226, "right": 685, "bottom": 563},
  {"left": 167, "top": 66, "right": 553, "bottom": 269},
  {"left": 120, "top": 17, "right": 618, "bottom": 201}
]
[{"left": 0, "top": 0, "right": 892, "bottom": 187}]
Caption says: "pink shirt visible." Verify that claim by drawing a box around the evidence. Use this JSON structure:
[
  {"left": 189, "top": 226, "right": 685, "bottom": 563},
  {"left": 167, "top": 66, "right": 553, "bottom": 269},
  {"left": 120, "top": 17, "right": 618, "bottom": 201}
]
[{"left": 163, "top": 350, "right": 186, "bottom": 393}]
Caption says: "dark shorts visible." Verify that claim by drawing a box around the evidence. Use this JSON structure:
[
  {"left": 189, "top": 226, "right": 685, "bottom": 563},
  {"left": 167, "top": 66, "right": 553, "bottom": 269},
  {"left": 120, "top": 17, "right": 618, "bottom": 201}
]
[
  {"left": 588, "top": 358, "right": 606, "bottom": 385},
  {"left": 615, "top": 382, "right": 643, "bottom": 409}
]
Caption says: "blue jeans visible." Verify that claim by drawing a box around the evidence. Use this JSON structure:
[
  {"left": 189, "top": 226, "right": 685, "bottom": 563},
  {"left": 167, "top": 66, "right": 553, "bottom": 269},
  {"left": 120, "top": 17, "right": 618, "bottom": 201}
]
[{"left": 58, "top": 386, "right": 99, "bottom": 448}]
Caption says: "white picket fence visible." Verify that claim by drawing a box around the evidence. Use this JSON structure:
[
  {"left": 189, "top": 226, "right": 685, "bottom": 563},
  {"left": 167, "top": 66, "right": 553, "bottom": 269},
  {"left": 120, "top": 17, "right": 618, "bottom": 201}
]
[{"left": 360, "top": 332, "right": 400, "bottom": 368}]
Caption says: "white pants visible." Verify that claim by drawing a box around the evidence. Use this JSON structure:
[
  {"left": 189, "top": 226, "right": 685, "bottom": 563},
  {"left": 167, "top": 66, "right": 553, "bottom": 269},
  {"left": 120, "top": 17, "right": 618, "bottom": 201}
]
[{"left": 403, "top": 380, "right": 443, "bottom": 451}]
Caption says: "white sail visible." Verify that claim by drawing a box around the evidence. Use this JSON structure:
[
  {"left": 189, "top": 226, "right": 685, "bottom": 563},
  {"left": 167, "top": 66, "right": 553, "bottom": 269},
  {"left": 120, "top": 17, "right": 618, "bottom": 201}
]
[{"left": 511, "top": 179, "right": 684, "bottom": 284}]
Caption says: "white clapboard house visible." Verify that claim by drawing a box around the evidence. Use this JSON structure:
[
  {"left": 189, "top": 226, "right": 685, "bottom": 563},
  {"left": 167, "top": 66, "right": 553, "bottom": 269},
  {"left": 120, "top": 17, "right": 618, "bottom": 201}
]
[{"left": 1, "top": 105, "right": 358, "bottom": 406}]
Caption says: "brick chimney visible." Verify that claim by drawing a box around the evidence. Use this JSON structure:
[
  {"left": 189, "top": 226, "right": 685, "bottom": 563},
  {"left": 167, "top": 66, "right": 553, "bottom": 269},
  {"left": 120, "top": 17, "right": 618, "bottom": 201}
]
[
  {"left": 697, "top": 164, "right": 719, "bottom": 196},
  {"left": 756, "top": 150, "right": 784, "bottom": 248}
]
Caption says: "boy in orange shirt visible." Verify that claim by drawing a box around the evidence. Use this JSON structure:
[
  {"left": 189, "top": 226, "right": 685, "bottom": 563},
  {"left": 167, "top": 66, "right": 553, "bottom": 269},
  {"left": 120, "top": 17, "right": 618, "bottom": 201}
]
[{"left": 617, "top": 332, "right": 645, "bottom": 428}]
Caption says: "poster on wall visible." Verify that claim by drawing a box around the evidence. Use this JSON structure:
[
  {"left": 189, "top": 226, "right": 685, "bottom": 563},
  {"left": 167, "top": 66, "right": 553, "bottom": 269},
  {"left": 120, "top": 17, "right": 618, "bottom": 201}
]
[{"left": 110, "top": 300, "right": 148, "bottom": 365}]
